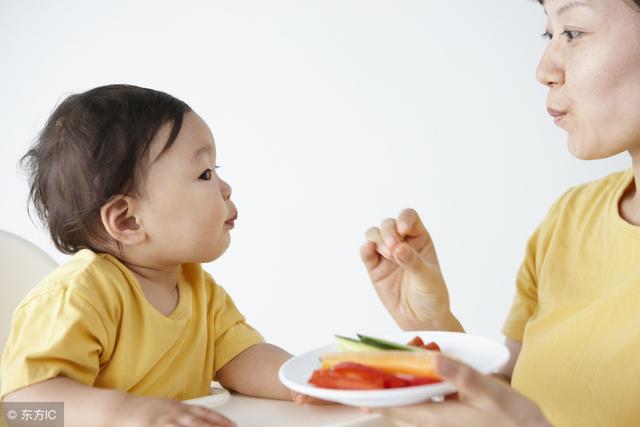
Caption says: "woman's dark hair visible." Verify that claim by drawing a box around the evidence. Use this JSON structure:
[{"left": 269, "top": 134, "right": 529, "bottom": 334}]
[
  {"left": 537, "top": 0, "right": 640, "bottom": 8},
  {"left": 21, "top": 84, "right": 192, "bottom": 254}
]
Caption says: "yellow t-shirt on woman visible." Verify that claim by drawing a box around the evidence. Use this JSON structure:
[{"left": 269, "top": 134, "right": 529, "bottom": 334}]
[
  {"left": 0, "top": 249, "right": 264, "bottom": 401},
  {"left": 503, "top": 169, "right": 640, "bottom": 427}
]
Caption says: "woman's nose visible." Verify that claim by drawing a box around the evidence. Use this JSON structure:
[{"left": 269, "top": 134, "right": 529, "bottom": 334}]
[{"left": 536, "top": 42, "right": 565, "bottom": 88}]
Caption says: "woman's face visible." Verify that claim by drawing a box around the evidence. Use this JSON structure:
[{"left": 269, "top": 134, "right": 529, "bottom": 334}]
[{"left": 537, "top": 0, "right": 640, "bottom": 160}]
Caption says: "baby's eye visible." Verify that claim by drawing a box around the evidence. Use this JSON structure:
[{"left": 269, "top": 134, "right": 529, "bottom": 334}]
[
  {"left": 541, "top": 31, "right": 552, "bottom": 40},
  {"left": 198, "top": 166, "right": 221, "bottom": 181},
  {"left": 199, "top": 169, "right": 213, "bottom": 181}
]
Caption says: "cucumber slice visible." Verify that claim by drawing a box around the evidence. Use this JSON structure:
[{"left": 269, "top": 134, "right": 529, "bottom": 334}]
[
  {"left": 335, "top": 335, "right": 381, "bottom": 352},
  {"left": 356, "top": 334, "right": 422, "bottom": 352}
]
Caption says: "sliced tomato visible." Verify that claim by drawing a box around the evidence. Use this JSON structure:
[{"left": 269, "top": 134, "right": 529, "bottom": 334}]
[
  {"left": 309, "top": 362, "right": 442, "bottom": 390},
  {"left": 407, "top": 336, "right": 425, "bottom": 347},
  {"left": 408, "top": 336, "right": 441, "bottom": 352},
  {"left": 401, "top": 375, "right": 443, "bottom": 386},
  {"left": 309, "top": 368, "right": 384, "bottom": 389},
  {"left": 335, "top": 362, "right": 413, "bottom": 388},
  {"left": 333, "top": 362, "right": 387, "bottom": 382},
  {"left": 383, "top": 375, "right": 409, "bottom": 388},
  {"left": 422, "top": 341, "right": 441, "bottom": 352}
]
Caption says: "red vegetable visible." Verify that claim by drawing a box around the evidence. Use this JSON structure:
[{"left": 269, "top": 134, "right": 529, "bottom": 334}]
[
  {"left": 398, "top": 374, "right": 443, "bottom": 386},
  {"left": 422, "top": 341, "right": 441, "bottom": 352},
  {"left": 309, "top": 367, "right": 384, "bottom": 389},
  {"left": 308, "top": 362, "right": 442, "bottom": 390},
  {"left": 335, "top": 362, "right": 408, "bottom": 389},
  {"left": 407, "top": 336, "right": 441, "bottom": 352},
  {"left": 407, "top": 336, "right": 425, "bottom": 347}
]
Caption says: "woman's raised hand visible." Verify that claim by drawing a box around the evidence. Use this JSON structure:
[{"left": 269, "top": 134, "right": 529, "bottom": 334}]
[{"left": 360, "top": 209, "right": 463, "bottom": 332}]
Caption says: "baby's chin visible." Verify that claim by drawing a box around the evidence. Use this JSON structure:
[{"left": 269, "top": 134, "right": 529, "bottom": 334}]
[{"left": 201, "top": 237, "right": 231, "bottom": 263}]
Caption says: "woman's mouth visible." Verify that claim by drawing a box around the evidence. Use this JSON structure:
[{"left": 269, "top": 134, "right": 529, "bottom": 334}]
[{"left": 547, "top": 107, "right": 568, "bottom": 125}]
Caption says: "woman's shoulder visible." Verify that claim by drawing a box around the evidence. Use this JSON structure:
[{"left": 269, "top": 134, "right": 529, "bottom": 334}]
[
  {"left": 564, "top": 168, "right": 628, "bottom": 199},
  {"left": 548, "top": 169, "right": 629, "bottom": 215}
]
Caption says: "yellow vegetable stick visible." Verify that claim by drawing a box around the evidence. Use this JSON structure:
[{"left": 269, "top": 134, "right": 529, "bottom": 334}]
[{"left": 320, "top": 350, "right": 441, "bottom": 379}]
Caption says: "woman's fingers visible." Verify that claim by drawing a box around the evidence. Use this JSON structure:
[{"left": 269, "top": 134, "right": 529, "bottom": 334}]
[
  {"left": 365, "top": 227, "right": 392, "bottom": 259},
  {"left": 391, "top": 241, "right": 443, "bottom": 286},
  {"left": 376, "top": 357, "right": 551, "bottom": 427},
  {"left": 391, "top": 242, "right": 422, "bottom": 271},
  {"left": 397, "top": 208, "right": 430, "bottom": 239},
  {"left": 360, "top": 241, "right": 381, "bottom": 271},
  {"left": 365, "top": 210, "right": 430, "bottom": 261},
  {"left": 434, "top": 355, "right": 511, "bottom": 409},
  {"left": 380, "top": 218, "right": 401, "bottom": 249}
]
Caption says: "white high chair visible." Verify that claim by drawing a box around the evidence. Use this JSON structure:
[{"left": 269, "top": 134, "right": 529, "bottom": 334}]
[{"left": 0, "top": 230, "right": 57, "bottom": 372}]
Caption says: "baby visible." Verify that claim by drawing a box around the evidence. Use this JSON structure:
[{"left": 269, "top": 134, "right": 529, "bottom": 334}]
[{"left": 1, "top": 84, "right": 296, "bottom": 427}]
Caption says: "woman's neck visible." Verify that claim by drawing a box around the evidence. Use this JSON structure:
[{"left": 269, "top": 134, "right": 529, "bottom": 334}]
[{"left": 619, "top": 150, "right": 640, "bottom": 226}]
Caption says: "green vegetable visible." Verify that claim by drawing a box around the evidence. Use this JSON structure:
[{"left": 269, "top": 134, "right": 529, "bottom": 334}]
[
  {"left": 356, "top": 334, "right": 422, "bottom": 352},
  {"left": 335, "top": 335, "right": 381, "bottom": 352}
]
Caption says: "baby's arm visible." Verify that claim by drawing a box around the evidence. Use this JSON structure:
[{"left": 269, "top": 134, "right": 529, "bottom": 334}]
[
  {"left": 2, "top": 376, "right": 234, "bottom": 427},
  {"left": 215, "top": 343, "right": 293, "bottom": 400}
]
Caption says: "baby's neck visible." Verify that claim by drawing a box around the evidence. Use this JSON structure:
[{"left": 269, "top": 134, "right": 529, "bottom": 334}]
[
  {"left": 120, "top": 259, "right": 182, "bottom": 316},
  {"left": 120, "top": 258, "right": 180, "bottom": 294}
]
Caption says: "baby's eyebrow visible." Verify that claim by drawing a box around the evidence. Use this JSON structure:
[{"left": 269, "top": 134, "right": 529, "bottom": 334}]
[{"left": 190, "top": 145, "right": 214, "bottom": 165}]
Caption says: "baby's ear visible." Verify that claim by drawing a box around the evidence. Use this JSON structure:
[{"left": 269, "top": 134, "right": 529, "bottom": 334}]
[{"left": 100, "top": 195, "right": 146, "bottom": 245}]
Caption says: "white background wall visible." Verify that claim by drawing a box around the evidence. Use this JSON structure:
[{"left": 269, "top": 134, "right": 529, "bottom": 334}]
[{"left": 0, "top": 0, "right": 629, "bottom": 354}]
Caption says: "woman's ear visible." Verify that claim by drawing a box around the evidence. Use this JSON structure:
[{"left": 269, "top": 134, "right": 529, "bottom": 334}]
[{"left": 100, "top": 195, "right": 146, "bottom": 246}]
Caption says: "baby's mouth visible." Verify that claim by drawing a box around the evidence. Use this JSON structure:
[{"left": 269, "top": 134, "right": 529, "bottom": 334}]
[{"left": 225, "top": 214, "right": 237, "bottom": 228}]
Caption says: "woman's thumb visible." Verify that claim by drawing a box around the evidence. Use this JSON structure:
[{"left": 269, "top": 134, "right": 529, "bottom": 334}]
[
  {"left": 435, "top": 355, "right": 501, "bottom": 403},
  {"left": 393, "top": 242, "right": 430, "bottom": 276}
]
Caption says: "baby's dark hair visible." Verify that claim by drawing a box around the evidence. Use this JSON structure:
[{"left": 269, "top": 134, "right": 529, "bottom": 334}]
[{"left": 21, "top": 84, "right": 192, "bottom": 254}]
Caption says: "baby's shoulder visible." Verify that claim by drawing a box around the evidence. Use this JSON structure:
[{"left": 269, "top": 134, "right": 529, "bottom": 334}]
[{"left": 17, "top": 249, "right": 129, "bottom": 312}]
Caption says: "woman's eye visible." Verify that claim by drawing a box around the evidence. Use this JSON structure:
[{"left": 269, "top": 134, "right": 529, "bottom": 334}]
[
  {"left": 540, "top": 30, "right": 582, "bottom": 42},
  {"left": 199, "top": 169, "right": 212, "bottom": 181},
  {"left": 562, "top": 30, "right": 581, "bottom": 41}
]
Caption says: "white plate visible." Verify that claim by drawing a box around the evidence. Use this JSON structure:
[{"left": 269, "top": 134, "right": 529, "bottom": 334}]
[{"left": 279, "top": 331, "right": 509, "bottom": 408}]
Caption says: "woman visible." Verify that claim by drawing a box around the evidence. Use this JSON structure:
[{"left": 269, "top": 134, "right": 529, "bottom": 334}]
[{"left": 362, "top": 0, "right": 640, "bottom": 426}]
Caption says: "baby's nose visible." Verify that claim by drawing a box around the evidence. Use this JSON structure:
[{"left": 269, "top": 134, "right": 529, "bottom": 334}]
[{"left": 220, "top": 178, "right": 232, "bottom": 199}]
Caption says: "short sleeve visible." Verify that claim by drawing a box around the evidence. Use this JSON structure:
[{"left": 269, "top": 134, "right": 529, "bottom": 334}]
[
  {"left": 501, "top": 228, "right": 540, "bottom": 341},
  {"left": 501, "top": 192, "right": 568, "bottom": 341},
  {"left": 209, "top": 280, "right": 264, "bottom": 376},
  {"left": 0, "top": 287, "right": 109, "bottom": 399}
]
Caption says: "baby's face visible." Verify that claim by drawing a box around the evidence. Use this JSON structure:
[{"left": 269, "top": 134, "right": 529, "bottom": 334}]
[{"left": 136, "top": 112, "right": 236, "bottom": 264}]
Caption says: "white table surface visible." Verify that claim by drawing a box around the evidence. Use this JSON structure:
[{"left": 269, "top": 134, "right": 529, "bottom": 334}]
[{"left": 184, "top": 388, "right": 395, "bottom": 427}]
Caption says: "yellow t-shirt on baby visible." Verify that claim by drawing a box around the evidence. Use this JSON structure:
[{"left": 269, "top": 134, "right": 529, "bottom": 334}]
[
  {"left": 0, "top": 249, "right": 264, "bottom": 401},
  {"left": 503, "top": 169, "right": 640, "bottom": 427}
]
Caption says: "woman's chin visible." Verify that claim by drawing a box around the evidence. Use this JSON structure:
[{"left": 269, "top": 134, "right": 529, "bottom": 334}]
[{"left": 566, "top": 137, "right": 620, "bottom": 161}]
